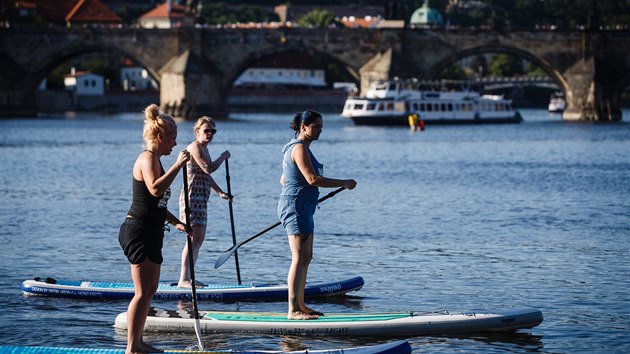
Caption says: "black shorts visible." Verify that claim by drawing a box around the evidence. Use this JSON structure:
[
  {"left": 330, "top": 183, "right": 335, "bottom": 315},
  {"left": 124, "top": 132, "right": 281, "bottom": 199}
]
[{"left": 118, "top": 217, "right": 164, "bottom": 265}]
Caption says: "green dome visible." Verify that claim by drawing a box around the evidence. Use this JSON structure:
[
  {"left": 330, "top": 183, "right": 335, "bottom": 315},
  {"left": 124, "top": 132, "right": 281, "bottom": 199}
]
[{"left": 410, "top": 0, "right": 443, "bottom": 26}]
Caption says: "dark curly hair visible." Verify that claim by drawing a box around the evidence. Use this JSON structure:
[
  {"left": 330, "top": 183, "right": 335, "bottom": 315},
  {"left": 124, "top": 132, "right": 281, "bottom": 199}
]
[{"left": 290, "top": 110, "right": 322, "bottom": 136}]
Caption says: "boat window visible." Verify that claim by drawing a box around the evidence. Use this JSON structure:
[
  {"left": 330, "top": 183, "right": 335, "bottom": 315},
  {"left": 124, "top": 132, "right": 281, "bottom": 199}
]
[
  {"left": 427, "top": 103, "right": 432, "bottom": 112},
  {"left": 386, "top": 103, "right": 394, "bottom": 110},
  {"left": 419, "top": 103, "right": 425, "bottom": 111},
  {"left": 441, "top": 103, "right": 447, "bottom": 112},
  {"left": 355, "top": 103, "right": 364, "bottom": 110},
  {"left": 367, "top": 103, "right": 376, "bottom": 111},
  {"left": 447, "top": 103, "right": 453, "bottom": 111},
  {"left": 378, "top": 103, "right": 385, "bottom": 111}
]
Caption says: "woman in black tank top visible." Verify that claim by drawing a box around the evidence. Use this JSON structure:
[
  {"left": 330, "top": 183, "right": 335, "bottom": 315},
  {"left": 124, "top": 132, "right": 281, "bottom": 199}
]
[{"left": 118, "top": 104, "right": 190, "bottom": 354}]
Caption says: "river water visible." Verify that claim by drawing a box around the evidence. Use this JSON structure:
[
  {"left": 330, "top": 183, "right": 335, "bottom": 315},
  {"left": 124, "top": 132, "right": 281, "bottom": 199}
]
[{"left": 0, "top": 109, "right": 629, "bottom": 353}]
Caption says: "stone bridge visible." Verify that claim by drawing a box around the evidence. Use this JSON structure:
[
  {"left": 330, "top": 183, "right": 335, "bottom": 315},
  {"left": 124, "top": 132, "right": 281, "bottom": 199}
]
[{"left": 1, "top": 27, "right": 628, "bottom": 121}]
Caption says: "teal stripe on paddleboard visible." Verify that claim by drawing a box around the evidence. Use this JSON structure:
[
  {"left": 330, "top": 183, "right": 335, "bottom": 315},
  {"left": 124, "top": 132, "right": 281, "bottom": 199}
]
[
  {"left": 44, "top": 281, "right": 264, "bottom": 290},
  {"left": 49, "top": 280, "right": 83, "bottom": 286},
  {"left": 204, "top": 313, "right": 410, "bottom": 322}
]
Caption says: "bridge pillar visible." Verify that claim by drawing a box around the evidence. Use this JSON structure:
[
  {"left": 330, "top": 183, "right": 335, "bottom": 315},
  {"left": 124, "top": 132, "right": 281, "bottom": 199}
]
[
  {"left": 0, "top": 58, "right": 37, "bottom": 117},
  {"left": 158, "top": 50, "right": 229, "bottom": 120},
  {"left": 562, "top": 58, "right": 597, "bottom": 121},
  {"left": 562, "top": 59, "right": 622, "bottom": 122},
  {"left": 562, "top": 34, "right": 624, "bottom": 122}
]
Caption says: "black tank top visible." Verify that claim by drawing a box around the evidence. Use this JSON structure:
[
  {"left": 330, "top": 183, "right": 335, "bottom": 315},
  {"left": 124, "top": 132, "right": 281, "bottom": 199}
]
[{"left": 127, "top": 161, "right": 170, "bottom": 228}]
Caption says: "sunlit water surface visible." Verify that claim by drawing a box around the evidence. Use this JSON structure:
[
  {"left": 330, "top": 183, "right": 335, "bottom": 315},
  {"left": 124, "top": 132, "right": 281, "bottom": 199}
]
[{"left": 0, "top": 109, "right": 629, "bottom": 353}]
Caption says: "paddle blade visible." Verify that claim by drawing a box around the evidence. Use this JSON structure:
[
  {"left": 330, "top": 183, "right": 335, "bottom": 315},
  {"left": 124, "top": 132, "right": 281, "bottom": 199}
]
[
  {"left": 214, "top": 247, "right": 236, "bottom": 269},
  {"left": 193, "top": 317, "right": 204, "bottom": 350}
]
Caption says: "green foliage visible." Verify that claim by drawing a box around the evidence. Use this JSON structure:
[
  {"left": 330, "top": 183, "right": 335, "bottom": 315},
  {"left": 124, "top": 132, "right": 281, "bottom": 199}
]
[
  {"left": 198, "top": 2, "right": 278, "bottom": 25},
  {"left": 296, "top": 8, "right": 337, "bottom": 28},
  {"left": 470, "top": 55, "right": 489, "bottom": 77},
  {"left": 47, "top": 63, "right": 74, "bottom": 89},
  {"left": 428, "top": 0, "right": 628, "bottom": 29},
  {"left": 47, "top": 52, "right": 121, "bottom": 89},
  {"left": 439, "top": 64, "right": 467, "bottom": 80},
  {"left": 525, "top": 62, "right": 547, "bottom": 77},
  {"left": 489, "top": 54, "right": 524, "bottom": 77},
  {"left": 445, "top": 0, "right": 494, "bottom": 27}
]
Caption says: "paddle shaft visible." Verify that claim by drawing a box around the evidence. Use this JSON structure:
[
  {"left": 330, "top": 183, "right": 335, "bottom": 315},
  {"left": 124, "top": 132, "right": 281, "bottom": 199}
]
[
  {"left": 182, "top": 162, "right": 204, "bottom": 350},
  {"left": 225, "top": 159, "right": 242, "bottom": 284},
  {"left": 214, "top": 187, "right": 345, "bottom": 269}
]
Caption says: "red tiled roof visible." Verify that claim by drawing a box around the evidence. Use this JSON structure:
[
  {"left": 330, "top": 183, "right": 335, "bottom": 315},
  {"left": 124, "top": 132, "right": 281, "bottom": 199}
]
[
  {"left": 64, "top": 70, "right": 93, "bottom": 78},
  {"left": 28, "top": 0, "right": 121, "bottom": 23},
  {"left": 65, "top": 0, "right": 122, "bottom": 23},
  {"left": 141, "top": 2, "right": 186, "bottom": 19},
  {"left": 15, "top": 1, "right": 37, "bottom": 10}
]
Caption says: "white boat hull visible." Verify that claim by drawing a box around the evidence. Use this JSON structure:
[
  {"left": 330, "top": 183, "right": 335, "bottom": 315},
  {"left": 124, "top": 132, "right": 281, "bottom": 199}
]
[{"left": 344, "top": 111, "right": 522, "bottom": 126}]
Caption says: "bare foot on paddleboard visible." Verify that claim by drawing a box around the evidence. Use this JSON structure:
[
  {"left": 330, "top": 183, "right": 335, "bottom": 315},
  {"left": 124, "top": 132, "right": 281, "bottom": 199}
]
[
  {"left": 177, "top": 280, "right": 206, "bottom": 288},
  {"left": 303, "top": 307, "right": 325, "bottom": 316},
  {"left": 288, "top": 311, "right": 319, "bottom": 320}
]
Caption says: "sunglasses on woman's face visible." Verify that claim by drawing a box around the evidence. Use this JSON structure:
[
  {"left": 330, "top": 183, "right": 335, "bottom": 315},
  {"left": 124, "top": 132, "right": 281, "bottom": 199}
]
[{"left": 203, "top": 128, "right": 217, "bottom": 134}]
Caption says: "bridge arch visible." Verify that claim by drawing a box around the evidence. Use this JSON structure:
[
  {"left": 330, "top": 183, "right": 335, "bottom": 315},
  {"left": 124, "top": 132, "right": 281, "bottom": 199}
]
[
  {"left": 426, "top": 44, "right": 570, "bottom": 100},
  {"left": 222, "top": 46, "right": 358, "bottom": 93},
  {"left": 25, "top": 43, "right": 162, "bottom": 114},
  {"left": 27, "top": 44, "right": 161, "bottom": 94}
]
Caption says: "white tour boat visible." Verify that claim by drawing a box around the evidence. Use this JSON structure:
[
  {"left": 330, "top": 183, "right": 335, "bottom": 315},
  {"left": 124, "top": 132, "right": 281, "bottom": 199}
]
[
  {"left": 341, "top": 79, "right": 522, "bottom": 125},
  {"left": 548, "top": 91, "right": 566, "bottom": 113}
]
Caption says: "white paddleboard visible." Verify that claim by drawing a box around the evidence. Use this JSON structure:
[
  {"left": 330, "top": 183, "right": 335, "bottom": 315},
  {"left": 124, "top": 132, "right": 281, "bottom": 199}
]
[{"left": 114, "top": 307, "right": 543, "bottom": 336}]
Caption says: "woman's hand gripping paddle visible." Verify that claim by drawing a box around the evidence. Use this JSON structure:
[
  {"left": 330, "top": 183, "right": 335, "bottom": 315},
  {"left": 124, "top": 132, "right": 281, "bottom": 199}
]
[
  {"left": 214, "top": 187, "right": 346, "bottom": 269},
  {"left": 182, "top": 162, "right": 204, "bottom": 350}
]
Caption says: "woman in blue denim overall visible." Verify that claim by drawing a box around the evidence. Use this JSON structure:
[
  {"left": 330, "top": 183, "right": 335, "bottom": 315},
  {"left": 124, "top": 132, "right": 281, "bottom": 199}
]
[{"left": 277, "top": 111, "right": 357, "bottom": 320}]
